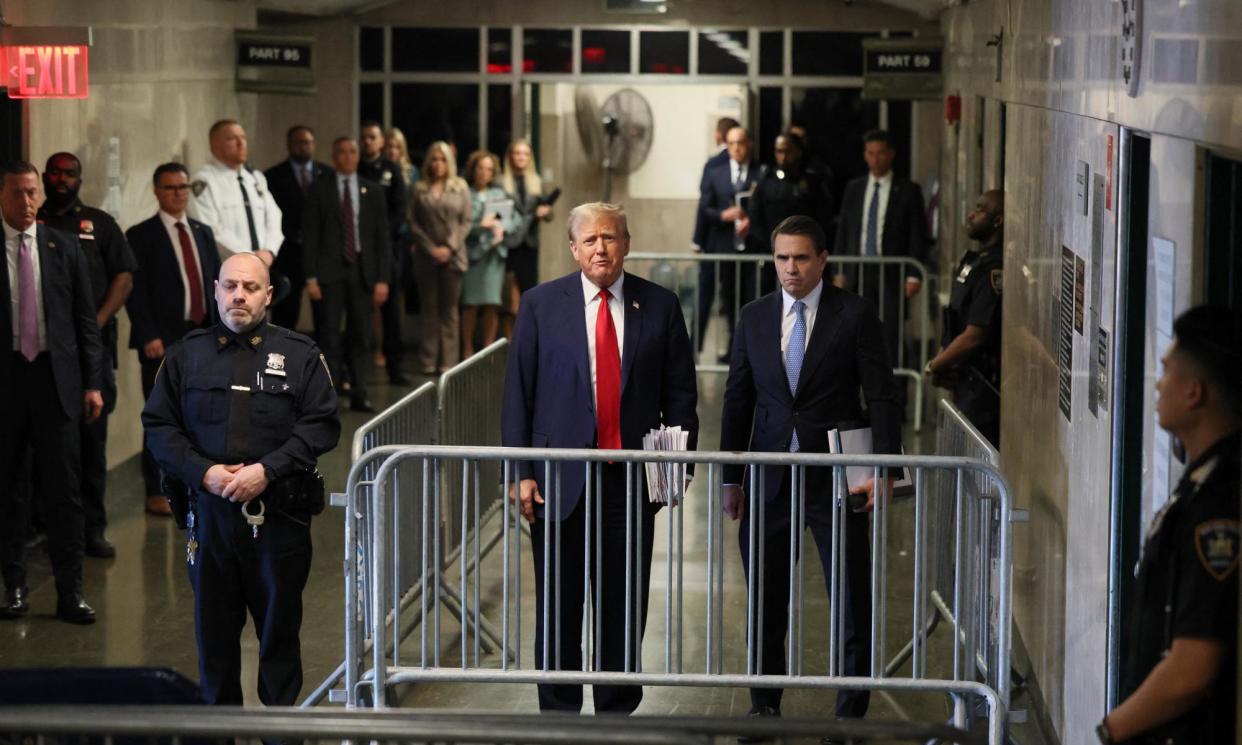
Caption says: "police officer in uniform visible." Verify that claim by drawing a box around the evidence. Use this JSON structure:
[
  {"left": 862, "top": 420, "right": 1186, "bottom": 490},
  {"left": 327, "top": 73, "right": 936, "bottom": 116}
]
[
  {"left": 1099, "top": 305, "right": 1239, "bottom": 744},
  {"left": 926, "top": 190, "right": 1003, "bottom": 445},
  {"left": 37, "top": 152, "right": 137, "bottom": 557},
  {"left": 141, "top": 252, "right": 339, "bottom": 706},
  {"left": 188, "top": 120, "right": 284, "bottom": 267},
  {"left": 359, "top": 121, "right": 410, "bottom": 385}
]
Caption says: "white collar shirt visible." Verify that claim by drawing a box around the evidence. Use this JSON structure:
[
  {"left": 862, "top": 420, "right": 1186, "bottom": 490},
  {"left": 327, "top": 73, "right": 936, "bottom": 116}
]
[
  {"left": 582, "top": 271, "right": 625, "bottom": 410},
  {"left": 186, "top": 157, "right": 284, "bottom": 259},
  {"left": 860, "top": 170, "right": 894, "bottom": 255},
  {"left": 780, "top": 279, "right": 823, "bottom": 356},
  {"left": 3, "top": 220, "right": 46, "bottom": 352},
  {"left": 159, "top": 210, "right": 204, "bottom": 321}
]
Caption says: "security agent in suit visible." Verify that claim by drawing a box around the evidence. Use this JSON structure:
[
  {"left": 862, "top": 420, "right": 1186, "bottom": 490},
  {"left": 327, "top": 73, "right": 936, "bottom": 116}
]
[
  {"left": 832, "top": 130, "right": 927, "bottom": 398},
  {"left": 0, "top": 161, "right": 104, "bottom": 624},
  {"left": 720, "top": 215, "right": 901, "bottom": 737},
  {"left": 126, "top": 162, "right": 223, "bottom": 516},
  {"left": 927, "top": 190, "right": 1004, "bottom": 446},
  {"left": 303, "top": 136, "right": 391, "bottom": 413},
  {"left": 502, "top": 202, "right": 698, "bottom": 713},
  {"left": 265, "top": 125, "right": 332, "bottom": 330},
  {"left": 697, "top": 125, "right": 758, "bottom": 357},
  {"left": 37, "top": 152, "right": 136, "bottom": 558},
  {"left": 359, "top": 121, "right": 410, "bottom": 385},
  {"left": 691, "top": 116, "right": 739, "bottom": 251},
  {"left": 141, "top": 252, "right": 340, "bottom": 707}
]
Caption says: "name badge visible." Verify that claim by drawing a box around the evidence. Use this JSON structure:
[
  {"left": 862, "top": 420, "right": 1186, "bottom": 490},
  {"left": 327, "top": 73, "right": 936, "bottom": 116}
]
[{"left": 230, "top": 385, "right": 251, "bottom": 392}]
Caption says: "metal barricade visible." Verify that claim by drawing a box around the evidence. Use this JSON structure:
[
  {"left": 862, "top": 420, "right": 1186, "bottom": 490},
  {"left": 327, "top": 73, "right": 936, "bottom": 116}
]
[
  {"left": 626, "top": 252, "right": 933, "bottom": 429},
  {"left": 345, "top": 444, "right": 1014, "bottom": 745},
  {"left": 0, "top": 705, "right": 985, "bottom": 744}
]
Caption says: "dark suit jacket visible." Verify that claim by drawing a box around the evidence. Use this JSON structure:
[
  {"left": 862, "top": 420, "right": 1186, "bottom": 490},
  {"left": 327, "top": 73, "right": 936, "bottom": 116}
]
[
  {"left": 265, "top": 158, "right": 332, "bottom": 280},
  {"left": 501, "top": 271, "right": 699, "bottom": 521},
  {"left": 125, "top": 215, "right": 220, "bottom": 350},
  {"left": 301, "top": 174, "right": 392, "bottom": 288},
  {"left": 692, "top": 148, "right": 730, "bottom": 248},
  {"left": 0, "top": 225, "right": 103, "bottom": 419},
  {"left": 833, "top": 174, "right": 927, "bottom": 279},
  {"left": 720, "top": 283, "right": 901, "bottom": 502},
  {"left": 698, "top": 157, "right": 757, "bottom": 255}
]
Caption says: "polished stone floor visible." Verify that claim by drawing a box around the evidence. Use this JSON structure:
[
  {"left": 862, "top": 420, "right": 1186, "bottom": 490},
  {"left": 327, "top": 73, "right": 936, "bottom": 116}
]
[{"left": 0, "top": 360, "right": 1050, "bottom": 744}]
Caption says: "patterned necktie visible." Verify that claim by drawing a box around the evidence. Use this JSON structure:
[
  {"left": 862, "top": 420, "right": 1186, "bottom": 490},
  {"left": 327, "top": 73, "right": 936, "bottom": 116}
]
[
  {"left": 237, "top": 172, "right": 261, "bottom": 252},
  {"left": 17, "top": 233, "right": 38, "bottom": 361},
  {"left": 175, "top": 222, "right": 206, "bottom": 324},
  {"left": 864, "top": 180, "right": 881, "bottom": 257},
  {"left": 342, "top": 179, "right": 358, "bottom": 264},
  {"left": 785, "top": 299, "right": 806, "bottom": 452},
  {"left": 298, "top": 165, "right": 310, "bottom": 193},
  {"left": 594, "top": 289, "right": 622, "bottom": 451},
  {"left": 734, "top": 164, "right": 746, "bottom": 192}
]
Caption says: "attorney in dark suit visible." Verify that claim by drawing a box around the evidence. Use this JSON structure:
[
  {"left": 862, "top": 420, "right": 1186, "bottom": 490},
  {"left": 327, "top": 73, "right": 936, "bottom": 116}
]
[
  {"left": 691, "top": 116, "right": 739, "bottom": 251},
  {"left": 303, "top": 136, "right": 391, "bottom": 413},
  {"left": 833, "top": 130, "right": 928, "bottom": 386},
  {"left": 265, "top": 125, "right": 331, "bottom": 330},
  {"left": 0, "top": 161, "right": 103, "bottom": 624},
  {"left": 501, "top": 201, "right": 698, "bottom": 714},
  {"left": 126, "top": 162, "right": 221, "bottom": 516},
  {"left": 697, "top": 125, "right": 758, "bottom": 357},
  {"left": 720, "top": 215, "right": 901, "bottom": 731}
]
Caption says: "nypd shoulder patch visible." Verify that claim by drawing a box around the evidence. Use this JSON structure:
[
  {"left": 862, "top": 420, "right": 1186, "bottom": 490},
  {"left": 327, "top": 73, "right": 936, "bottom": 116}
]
[
  {"left": 191, "top": 180, "right": 208, "bottom": 197},
  {"left": 990, "top": 269, "right": 1003, "bottom": 296},
  {"left": 1194, "top": 519, "right": 1240, "bottom": 581}
]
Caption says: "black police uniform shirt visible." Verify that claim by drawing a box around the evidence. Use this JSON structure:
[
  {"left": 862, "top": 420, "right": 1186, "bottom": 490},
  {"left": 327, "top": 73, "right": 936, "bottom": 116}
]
[
  {"left": 944, "top": 247, "right": 1003, "bottom": 388},
  {"left": 1121, "top": 430, "right": 1239, "bottom": 744},
  {"left": 140, "top": 320, "right": 340, "bottom": 495},
  {"left": 37, "top": 199, "right": 138, "bottom": 359}
]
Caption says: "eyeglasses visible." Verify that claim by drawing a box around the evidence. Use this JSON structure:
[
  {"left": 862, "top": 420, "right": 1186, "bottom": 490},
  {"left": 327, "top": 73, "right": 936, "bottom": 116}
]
[{"left": 159, "top": 184, "right": 192, "bottom": 193}]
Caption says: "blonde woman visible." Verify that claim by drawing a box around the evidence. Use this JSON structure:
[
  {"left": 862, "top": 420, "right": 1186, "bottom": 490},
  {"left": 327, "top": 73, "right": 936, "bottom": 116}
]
[
  {"left": 500, "top": 139, "right": 553, "bottom": 337},
  {"left": 384, "top": 127, "right": 416, "bottom": 187},
  {"left": 408, "top": 141, "right": 471, "bottom": 374},
  {"left": 461, "top": 150, "right": 521, "bottom": 358}
]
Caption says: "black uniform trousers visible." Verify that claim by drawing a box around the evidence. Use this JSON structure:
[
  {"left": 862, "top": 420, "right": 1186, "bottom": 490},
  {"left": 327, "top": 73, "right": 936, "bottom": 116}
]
[
  {"left": 379, "top": 240, "right": 406, "bottom": 376},
  {"left": 189, "top": 491, "right": 313, "bottom": 706},
  {"left": 79, "top": 357, "right": 116, "bottom": 536},
  {"left": 739, "top": 488, "right": 872, "bottom": 718},
  {"left": 0, "top": 353, "right": 84, "bottom": 596},
  {"left": 314, "top": 262, "right": 374, "bottom": 400},
  {"left": 529, "top": 463, "right": 656, "bottom": 713}
]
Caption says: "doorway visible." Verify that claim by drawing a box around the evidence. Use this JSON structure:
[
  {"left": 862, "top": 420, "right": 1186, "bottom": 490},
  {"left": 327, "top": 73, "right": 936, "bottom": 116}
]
[{"left": 1204, "top": 152, "right": 1241, "bottom": 309}]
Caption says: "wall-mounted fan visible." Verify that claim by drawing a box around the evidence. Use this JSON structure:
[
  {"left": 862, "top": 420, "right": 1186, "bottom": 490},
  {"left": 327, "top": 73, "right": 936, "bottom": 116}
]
[{"left": 574, "top": 86, "right": 654, "bottom": 201}]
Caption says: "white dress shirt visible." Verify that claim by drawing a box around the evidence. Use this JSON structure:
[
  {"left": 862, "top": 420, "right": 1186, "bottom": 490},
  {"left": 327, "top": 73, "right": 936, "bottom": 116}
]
[
  {"left": 582, "top": 271, "right": 625, "bottom": 410},
  {"left": 159, "top": 210, "right": 206, "bottom": 321},
  {"left": 187, "top": 157, "right": 284, "bottom": 259},
  {"left": 4, "top": 221, "right": 46, "bottom": 353},
  {"left": 859, "top": 170, "right": 893, "bottom": 255},
  {"left": 780, "top": 279, "right": 822, "bottom": 357}
]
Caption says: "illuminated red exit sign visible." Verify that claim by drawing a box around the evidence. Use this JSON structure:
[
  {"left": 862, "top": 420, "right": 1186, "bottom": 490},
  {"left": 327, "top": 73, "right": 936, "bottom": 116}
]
[
  {"left": 0, "top": 26, "right": 93, "bottom": 100},
  {"left": 4, "top": 46, "right": 89, "bottom": 98}
]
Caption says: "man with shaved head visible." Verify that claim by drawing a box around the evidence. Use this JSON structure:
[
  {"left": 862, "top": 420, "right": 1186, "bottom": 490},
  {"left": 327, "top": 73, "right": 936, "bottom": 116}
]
[
  {"left": 926, "top": 189, "right": 1005, "bottom": 444},
  {"left": 142, "top": 251, "right": 340, "bottom": 708}
]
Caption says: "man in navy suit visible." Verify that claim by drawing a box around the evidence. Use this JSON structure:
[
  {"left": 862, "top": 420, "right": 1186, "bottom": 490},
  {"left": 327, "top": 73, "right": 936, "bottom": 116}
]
[
  {"left": 691, "top": 117, "right": 739, "bottom": 251},
  {"left": 0, "top": 161, "right": 103, "bottom": 624},
  {"left": 502, "top": 201, "right": 698, "bottom": 713},
  {"left": 126, "top": 162, "right": 221, "bottom": 515},
  {"left": 265, "top": 125, "right": 332, "bottom": 330},
  {"left": 720, "top": 215, "right": 901, "bottom": 736},
  {"left": 697, "top": 125, "right": 758, "bottom": 359}
]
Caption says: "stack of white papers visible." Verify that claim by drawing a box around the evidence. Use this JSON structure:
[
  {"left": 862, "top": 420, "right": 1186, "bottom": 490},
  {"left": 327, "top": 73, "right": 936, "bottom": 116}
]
[
  {"left": 827, "top": 427, "right": 912, "bottom": 493},
  {"left": 642, "top": 425, "right": 690, "bottom": 505}
]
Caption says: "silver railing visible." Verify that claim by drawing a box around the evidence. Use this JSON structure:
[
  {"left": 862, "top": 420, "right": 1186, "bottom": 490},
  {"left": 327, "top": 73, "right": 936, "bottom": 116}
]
[
  {"left": 345, "top": 444, "right": 1014, "bottom": 744},
  {"left": 0, "top": 705, "right": 985, "bottom": 744},
  {"left": 626, "top": 252, "right": 933, "bottom": 429}
]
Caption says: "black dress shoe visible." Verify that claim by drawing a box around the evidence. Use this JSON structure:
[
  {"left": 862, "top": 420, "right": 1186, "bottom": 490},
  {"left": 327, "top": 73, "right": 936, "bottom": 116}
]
[
  {"left": 737, "top": 705, "right": 780, "bottom": 744},
  {"left": 388, "top": 370, "right": 412, "bottom": 386},
  {"left": 0, "top": 586, "right": 30, "bottom": 619},
  {"left": 350, "top": 396, "right": 376, "bottom": 413},
  {"left": 56, "top": 594, "right": 96, "bottom": 625},
  {"left": 85, "top": 533, "right": 117, "bottom": 558}
]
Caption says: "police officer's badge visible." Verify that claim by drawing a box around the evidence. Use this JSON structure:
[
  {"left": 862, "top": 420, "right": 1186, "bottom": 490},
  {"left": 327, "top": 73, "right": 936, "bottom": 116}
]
[
  {"left": 380, "top": 170, "right": 393, "bottom": 187},
  {"left": 267, "top": 353, "right": 285, "bottom": 371},
  {"left": 79, "top": 219, "right": 95, "bottom": 234},
  {"left": 1195, "top": 519, "right": 1240, "bottom": 581},
  {"left": 990, "top": 269, "right": 1003, "bottom": 296},
  {"left": 191, "top": 180, "right": 208, "bottom": 197}
]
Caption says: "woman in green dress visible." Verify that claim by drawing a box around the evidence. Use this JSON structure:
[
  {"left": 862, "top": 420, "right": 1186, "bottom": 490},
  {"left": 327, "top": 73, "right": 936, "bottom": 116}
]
[{"left": 461, "top": 150, "right": 520, "bottom": 358}]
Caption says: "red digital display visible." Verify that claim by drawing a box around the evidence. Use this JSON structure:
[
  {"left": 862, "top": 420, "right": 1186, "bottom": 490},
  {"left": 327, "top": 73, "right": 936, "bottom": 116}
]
[{"left": 4, "top": 45, "right": 89, "bottom": 99}]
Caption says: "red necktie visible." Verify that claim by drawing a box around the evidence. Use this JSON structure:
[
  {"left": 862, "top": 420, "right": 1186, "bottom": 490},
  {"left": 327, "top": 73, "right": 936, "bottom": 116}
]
[
  {"left": 176, "top": 222, "right": 206, "bottom": 324},
  {"left": 594, "top": 289, "right": 622, "bottom": 451}
]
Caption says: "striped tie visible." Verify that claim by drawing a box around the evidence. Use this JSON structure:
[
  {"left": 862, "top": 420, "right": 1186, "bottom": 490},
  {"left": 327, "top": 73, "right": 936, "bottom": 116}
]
[{"left": 785, "top": 299, "right": 806, "bottom": 452}]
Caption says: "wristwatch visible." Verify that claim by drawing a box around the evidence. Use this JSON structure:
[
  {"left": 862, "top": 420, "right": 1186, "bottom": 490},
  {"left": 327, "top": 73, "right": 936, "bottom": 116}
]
[{"left": 1095, "top": 717, "right": 1114, "bottom": 744}]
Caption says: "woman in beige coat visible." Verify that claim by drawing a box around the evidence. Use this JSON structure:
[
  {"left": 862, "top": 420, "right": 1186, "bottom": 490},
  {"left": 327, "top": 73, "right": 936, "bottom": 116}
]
[{"left": 408, "top": 141, "right": 472, "bottom": 374}]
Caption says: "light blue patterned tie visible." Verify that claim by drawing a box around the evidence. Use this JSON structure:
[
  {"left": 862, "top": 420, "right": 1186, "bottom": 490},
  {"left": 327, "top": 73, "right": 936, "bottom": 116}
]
[
  {"left": 786, "top": 300, "right": 806, "bottom": 452},
  {"left": 864, "top": 180, "right": 880, "bottom": 256}
]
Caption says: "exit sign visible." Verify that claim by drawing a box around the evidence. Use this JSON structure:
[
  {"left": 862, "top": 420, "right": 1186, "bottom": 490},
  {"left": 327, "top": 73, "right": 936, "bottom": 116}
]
[
  {"left": 4, "top": 45, "right": 89, "bottom": 98},
  {"left": 0, "top": 26, "right": 93, "bottom": 100}
]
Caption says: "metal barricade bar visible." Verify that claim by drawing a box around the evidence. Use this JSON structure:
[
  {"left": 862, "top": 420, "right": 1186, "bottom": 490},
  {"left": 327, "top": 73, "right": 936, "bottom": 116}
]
[{"left": 352, "top": 444, "right": 1014, "bottom": 744}]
